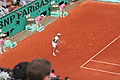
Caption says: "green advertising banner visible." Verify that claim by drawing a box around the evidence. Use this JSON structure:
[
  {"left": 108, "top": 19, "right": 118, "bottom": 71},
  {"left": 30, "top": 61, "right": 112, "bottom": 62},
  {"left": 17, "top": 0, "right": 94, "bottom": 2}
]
[
  {"left": 0, "top": 0, "right": 51, "bottom": 36},
  {"left": 51, "top": 0, "right": 70, "bottom": 4}
]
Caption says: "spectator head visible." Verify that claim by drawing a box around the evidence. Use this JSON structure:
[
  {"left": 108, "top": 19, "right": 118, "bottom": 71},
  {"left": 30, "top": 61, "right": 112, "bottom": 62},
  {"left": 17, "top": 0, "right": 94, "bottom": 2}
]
[
  {"left": 13, "top": 62, "right": 30, "bottom": 80},
  {"left": 0, "top": 67, "right": 4, "bottom": 72},
  {"left": 64, "top": 77, "right": 70, "bottom": 80},
  {"left": 3, "top": 68, "right": 8, "bottom": 72},
  {"left": 56, "top": 75, "right": 61, "bottom": 80},
  {"left": 27, "top": 58, "right": 52, "bottom": 80},
  {"left": 51, "top": 69, "right": 55, "bottom": 73}
]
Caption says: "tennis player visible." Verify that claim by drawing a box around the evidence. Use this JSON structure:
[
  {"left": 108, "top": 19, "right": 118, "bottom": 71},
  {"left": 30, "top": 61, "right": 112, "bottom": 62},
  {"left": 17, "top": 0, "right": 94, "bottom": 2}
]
[{"left": 52, "top": 33, "right": 61, "bottom": 56}]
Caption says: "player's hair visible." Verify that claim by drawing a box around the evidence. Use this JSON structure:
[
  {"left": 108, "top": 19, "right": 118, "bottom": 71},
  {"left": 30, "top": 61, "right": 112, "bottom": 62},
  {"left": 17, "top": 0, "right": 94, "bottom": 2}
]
[{"left": 56, "top": 33, "right": 61, "bottom": 37}]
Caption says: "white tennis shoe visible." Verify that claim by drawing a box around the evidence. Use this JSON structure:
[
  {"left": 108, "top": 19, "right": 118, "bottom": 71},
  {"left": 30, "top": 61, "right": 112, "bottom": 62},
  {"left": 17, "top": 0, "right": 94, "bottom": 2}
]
[{"left": 52, "top": 52, "right": 56, "bottom": 56}]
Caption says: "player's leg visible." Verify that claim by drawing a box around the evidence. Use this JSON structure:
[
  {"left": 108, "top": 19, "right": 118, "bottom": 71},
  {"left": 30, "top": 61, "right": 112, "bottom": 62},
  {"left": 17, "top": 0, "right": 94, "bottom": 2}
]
[
  {"left": 55, "top": 44, "right": 60, "bottom": 53},
  {"left": 52, "top": 47, "right": 56, "bottom": 56},
  {"left": 52, "top": 42, "right": 57, "bottom": 56}
]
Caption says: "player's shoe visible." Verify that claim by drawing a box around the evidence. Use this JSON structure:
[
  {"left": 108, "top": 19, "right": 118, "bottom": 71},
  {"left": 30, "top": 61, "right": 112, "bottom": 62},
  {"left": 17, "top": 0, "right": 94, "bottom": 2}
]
[{"left": 52, "top": 52, "right": 56, "bottom": 56}]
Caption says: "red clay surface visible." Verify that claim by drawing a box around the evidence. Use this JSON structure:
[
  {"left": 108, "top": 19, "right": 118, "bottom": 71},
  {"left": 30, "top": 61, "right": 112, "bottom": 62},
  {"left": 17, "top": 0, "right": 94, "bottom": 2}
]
[
  {"left": 93, "top": 38, "right": 120, "bottom": 64},
  {"left": 0, "top": 1, "right": 120, "bottom": 80},
  {"left": 85, "top": 60, "right": 120, "bottom": 73}
]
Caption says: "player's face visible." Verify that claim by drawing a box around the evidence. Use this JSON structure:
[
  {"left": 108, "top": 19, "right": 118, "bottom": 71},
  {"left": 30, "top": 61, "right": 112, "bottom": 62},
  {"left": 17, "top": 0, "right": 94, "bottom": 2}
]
[{"left": 57, "top": 35, "right": 61, "bottom": 37}]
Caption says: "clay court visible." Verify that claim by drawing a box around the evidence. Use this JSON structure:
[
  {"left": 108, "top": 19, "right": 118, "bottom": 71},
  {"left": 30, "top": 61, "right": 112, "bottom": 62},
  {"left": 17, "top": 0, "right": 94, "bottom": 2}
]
[{"left": 0, "top": 0, "right": 120, "bottom": 80}]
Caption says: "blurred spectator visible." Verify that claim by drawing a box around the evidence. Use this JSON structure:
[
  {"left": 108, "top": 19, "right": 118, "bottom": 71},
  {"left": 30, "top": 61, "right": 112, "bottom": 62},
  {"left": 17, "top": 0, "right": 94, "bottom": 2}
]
[
  {"left": 12, "top": 0, "right": 34, "bottom": 6},
  {"left": 64, "top": 77, "right": 70, "bottom": 80},
  {"left": 51, "top": 75, "right": 61, "bottom": 80},
  {"left": 50, "top": 77, "right": 59, "bottom": 80},
  {"left": 27, "top": 58, "right": 52, "bottom": 80},
  {"left": 0, "top": 0, "right": 7, "bottom": 7},
  {"left": 20, "top": 0, "right": 27, "bottom": 6},
  {"left": 20, "top": 0, "right": 34, "bottom": 6},
  {"left": 50, "top": 69, "right": 56, "bottom": 78},
  {"left": 56, "top": 75, "right": 61, "bottom": 80},
  {"left": 0, "top": 4, "right": 9, "bottom": 17},
  {"left": 5, "top": 2, "right": 14, "bottom": 12},
  {"left": 0, "top": 68, "right": 11, "bottom": 80},
  {"left": 12, "top": 0, "right": 20, "bottom": 5},
  {"left": 0, "top": 67, "right": 3, "bottom": 72},
  {"left": 7, "top": 69, "right": 13, "bottom": 80},
  {"left": 12, "top": 62, "right": 30, "bottom": 80}
]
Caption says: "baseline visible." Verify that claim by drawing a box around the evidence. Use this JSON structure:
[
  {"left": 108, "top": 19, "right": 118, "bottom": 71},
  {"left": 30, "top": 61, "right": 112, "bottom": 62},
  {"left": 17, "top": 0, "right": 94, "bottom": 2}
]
[
  {"left": 81, "top": 66, "right": 120, "bottom": 76},
  {"left": 91, "top": 60, "right": 120, "bottom": 67},
  {"left": 80, "top": 36, "right": 120, "bottom": 67}
]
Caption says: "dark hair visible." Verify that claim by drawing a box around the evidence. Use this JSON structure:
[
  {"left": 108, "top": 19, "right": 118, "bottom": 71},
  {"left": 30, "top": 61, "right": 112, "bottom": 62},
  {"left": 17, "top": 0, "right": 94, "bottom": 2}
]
[
  {"left": 3, "top": 68, "right": 8, "bottom": 72},
  {"left": 51, "top": 69, "right": 55, "bottom": 73},
  {"left": 0, "top": 68, "right": 4, "bottom": 72},
  {"left": 27, "top": 58, "right": 52, "bottom": 80},
  {"left": 13, "top": 62, "right": 30, "bottom": 80}
]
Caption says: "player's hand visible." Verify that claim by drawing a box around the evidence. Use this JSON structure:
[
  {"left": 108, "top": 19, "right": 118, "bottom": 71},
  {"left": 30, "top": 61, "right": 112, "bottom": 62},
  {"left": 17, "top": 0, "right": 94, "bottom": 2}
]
[{"left": 60, "top": 41, "right": 62, "bottom": 43}]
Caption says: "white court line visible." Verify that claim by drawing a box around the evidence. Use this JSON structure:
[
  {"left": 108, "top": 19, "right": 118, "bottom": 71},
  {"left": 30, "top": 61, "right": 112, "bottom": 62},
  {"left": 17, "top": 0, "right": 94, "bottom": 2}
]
[
  {"left": 80, "top": 36, "right": 120, "bottom": 67},
  {"left": 81, "top": 66, "right": 120, "bottom": 76},
  {"left": 91, "top": 60, "right": 120, "bottom": 67}
]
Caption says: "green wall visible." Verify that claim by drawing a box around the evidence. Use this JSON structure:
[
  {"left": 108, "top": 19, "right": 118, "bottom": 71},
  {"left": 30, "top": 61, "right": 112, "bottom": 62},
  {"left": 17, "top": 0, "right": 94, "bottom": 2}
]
[
  {"left": 0, "top": 0, "right": 51, "bottom": 36},
  {"left": 51, "top": 0, "right": 70, "bottom": 4}
]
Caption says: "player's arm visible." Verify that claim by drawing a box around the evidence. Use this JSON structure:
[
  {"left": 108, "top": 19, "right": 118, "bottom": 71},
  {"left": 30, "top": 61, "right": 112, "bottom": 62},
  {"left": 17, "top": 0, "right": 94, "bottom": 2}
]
[{"left": 58, "top": 38, "right": 62, "bottom": 44}]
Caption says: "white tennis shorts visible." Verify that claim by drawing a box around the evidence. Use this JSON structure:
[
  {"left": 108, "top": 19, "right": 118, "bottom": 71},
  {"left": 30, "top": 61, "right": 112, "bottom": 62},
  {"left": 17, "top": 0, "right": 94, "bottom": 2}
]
[{"left": 52, "top": 42, "right": 58, "bottom": 48}]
